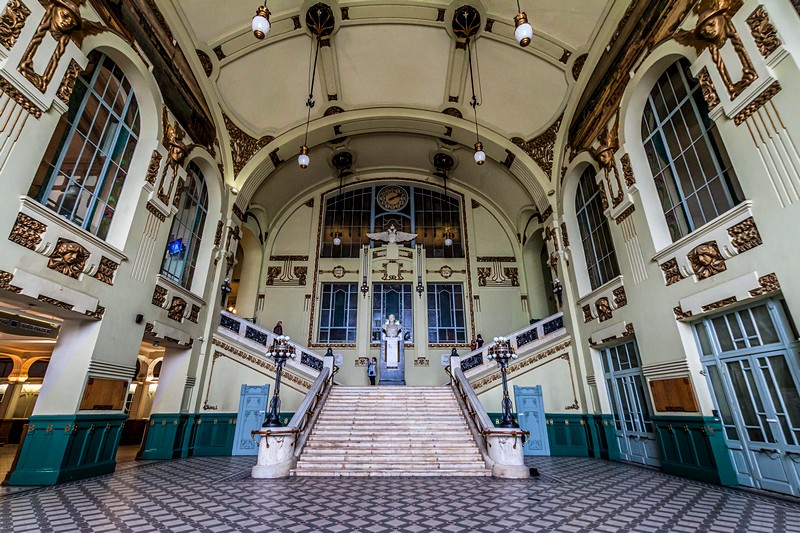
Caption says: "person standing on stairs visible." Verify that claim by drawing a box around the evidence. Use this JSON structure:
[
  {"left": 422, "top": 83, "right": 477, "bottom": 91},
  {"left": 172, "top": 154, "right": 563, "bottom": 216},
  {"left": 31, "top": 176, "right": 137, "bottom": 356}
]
[
  {"left": 273, "top": 321, "right": 283, "bottom": 335},
  {"left": 367, "top": 357, "right": 377, "bottom": 385}
]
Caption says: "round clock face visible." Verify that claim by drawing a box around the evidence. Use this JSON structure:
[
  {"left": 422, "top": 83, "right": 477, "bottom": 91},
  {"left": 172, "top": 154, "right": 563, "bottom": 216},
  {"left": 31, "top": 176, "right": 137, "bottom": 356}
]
[{"left": 377, "top": 186, "right": 409, "bottom": 211}]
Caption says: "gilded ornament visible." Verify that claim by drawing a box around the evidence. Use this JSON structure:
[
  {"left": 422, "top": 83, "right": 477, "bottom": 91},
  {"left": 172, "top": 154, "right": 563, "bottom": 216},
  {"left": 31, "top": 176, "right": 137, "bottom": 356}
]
[
  {"left": 158, "top": 107, "right": 199, "bottom": 205},
  {"left": 145, "top": 201, "right": 166, "bottom": 222},
  {"left": 749, "top": 273, "right": 780, "bottom": 297},
  {"left": 733, "top": 81, "right": 781, "bottom": 126},
  {"left": 266, "top": 266, "right": 281, "bottom": 285},
  {"left": 0, "top": 0, "right": 31, "bottom": 50},
  {"left": 222, "top": 112, "right": 272, "bottom": 176},
  {"left": 145, "top": 151, "right": 162, "bottom": 186},
  {"left": 167, "top": 296, "right": 187, "bottom": 322},
  {"left": 687, "top": 241, "right": 726, "bottom": 280},
  {"left": 510, "top": 115, "right": 562, "bottom": 178},
  {"left": 702, "top": 296, "right": 737, "bottom": 312},
  {"left": 572, "top": 54, "right": 588, "bottom": 81},
  {"left": 477, "top": 267, "right": 492, "bottom": 287},
  {"left": 674, "top": 0, "right": 756, "bottom": 100},
  {"left": 620, "top": 153, "right": 636, "bottom": 187},
  {"left": 727, "top": 216, "right": 762, "bottom": 253},
  {"left": 214, "top": 221, "right": 223, "bottom": 247},
  {"left": 503, "top": 268, "right": 520, "bottom": 287},
  {"left": 746, "top": 6, "right": 781, "bottom": 59},
  {"left": 582, "top": 304, "right": 593, "bottom": 323},
  {"left": 293, "top": 266, "right": 308, "bottom": 286},
  {"left": 589, "top": 111, "right": 625, "bottom": 208},
  {"left": 232, "top": 204, "right": 245, "bottom": 221},
  {"left": 37, "top": 295, "right": 73, "bottom": 310},
  {"left": 595, "top": 297, "right": 613, "bottom": 322},
  {"left": 47, "top": 238, "right": 89, "bottom": 279},
  {"left": 560, "top": 223, "right": 569, "bottom": 248},
  {"left": 151, "top": 285, "right": 167, "bottom": 307},
  {"left": 56, "top": 59, "right": 82, "bottom": 104},
  {"left": 8, "top": 212, "right": 47, "bottom": 250},
  {"left": 661, "top": 258, "right": 685, "bottom": 286},
  {"left": 85, "top": 304, "right": 105, "bottom": 319},
  {"left": 188, "top": 304, "right": 201, "bottom": 323},
  {"left": 613, "top": 287, "right": 627, "bottom": 308},
  {"left": 0, "top": 270, "right": 22, "bottom": 293},
  {"left": 696, "top": 67, "right": 720, "bottom": 110},
  {"left": 18, "top": 0, "right": 106, "bottom": 93},
  {"left": 196, "top": 49, "right": 212, "bottom": 77},
  {"left": 614, "top": 205, "right": 635, "bottom": 225},
  {"left": 94, "top": 256, "right": 118, "bottom": 285}
]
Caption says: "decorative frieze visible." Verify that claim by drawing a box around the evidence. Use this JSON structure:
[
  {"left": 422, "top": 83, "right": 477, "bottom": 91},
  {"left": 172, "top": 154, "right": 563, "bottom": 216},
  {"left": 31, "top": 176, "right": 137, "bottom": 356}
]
[
  {"left": 145, "top": 202, "right": 166, "bottom": 222},
  {"left": 613, "top": 287, "right": 627, "bottom": 308},
  {"left": 188, "top": 304, "right": 201, "bottom": 324},
  {"left": 0, "top": 76, "right": 41, "bottom": 118},
  {"left": 413, "top": 357, "right": 429, "bottom": 367},
  {"left": 675, "top": 271, "right": 780, "bottom": 321},
  {"left": 673, "top": 306, "right": 693, "bottom": 320},
  {"left": 47, "top": 238, "right": 89, "bottom": 279},
  {"left": 733, "top": 81, "right": 781, "bottom": 126},
  {"left": 214, "top": 221, "right": 223, "bottom": 247},
  {"left": 9, "top": 212, "right": 47, "bottom": 250},
  {"left": 93, "top": 256, "right": 119, "bottom": 285},
  {"left": 426, "top": 265, "right": 465, "bottom": 279},
  {"left": 702, "top": 296, "right": 737, "bottom": 313},
  {"left": 582, "top": 305, "right": 592, "bottom": 323},
  {"left": 746, "top": 5, "right": 781, "bottom": 59},
  {"left": 85, "top": 304, "right": 105, "bottom": 320},
  {"left": 222, "top": 112, "right": 273, "bottom": 176},
  {"left": 0, "top": 0, "right": 31, "bottom": 49},
  {"left": 614, "top": 205, "right": 635, "bottom": 225},
  {"left": 320, "top": 265, "right": 359, "bottom": 278},
  {"left": 196, "top": 49, "right": 212, "bottom": 77},
  {"left": 146, "top": 151, "right": 162, "bottom": 186},
  {"left": 620, "top": 154, "right": 636, "bottom": 187},
  {"left": 37, "top": 295, "right": 73, "bottom": 310},
  {"left": 471, "top": 340, "right": 572, "bottom": 392},
  {"left": 232, "top": 204, "right": 245, "bottom": 221},
  {"left": 572, "top": 54, "right": 587, "bottom": 81}
]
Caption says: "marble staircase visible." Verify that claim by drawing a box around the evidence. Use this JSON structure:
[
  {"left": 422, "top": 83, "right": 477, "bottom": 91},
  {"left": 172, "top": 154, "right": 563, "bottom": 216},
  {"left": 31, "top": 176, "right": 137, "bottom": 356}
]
[{"left": 292, "top": 386, "right": 490, "bottom": 477}]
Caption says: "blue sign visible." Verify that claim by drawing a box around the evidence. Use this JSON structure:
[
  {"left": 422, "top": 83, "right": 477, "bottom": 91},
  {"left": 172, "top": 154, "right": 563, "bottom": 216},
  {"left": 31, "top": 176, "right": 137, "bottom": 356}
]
[{"left": 168, "top": 239, "right": 184, "bottom": 256}]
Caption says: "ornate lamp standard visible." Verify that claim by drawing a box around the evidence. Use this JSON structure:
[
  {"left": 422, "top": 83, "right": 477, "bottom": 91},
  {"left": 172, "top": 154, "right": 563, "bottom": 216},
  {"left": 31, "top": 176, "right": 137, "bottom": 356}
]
[
  {"left": 263, "top": 335, "right": 297, "bottom": 427},
  {"left": 487, "top": 336, "right": 519, "bottom": 428}
]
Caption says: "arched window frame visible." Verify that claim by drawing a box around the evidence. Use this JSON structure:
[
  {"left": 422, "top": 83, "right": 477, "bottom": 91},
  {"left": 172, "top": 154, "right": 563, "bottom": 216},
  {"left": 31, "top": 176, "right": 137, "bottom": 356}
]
[
  {"left": 160, "top": 161, "right": 208, "bottom": 289},
  {"left": 640, "top": 58, "right": 743, "bottom": 242},
  {"left": 29, "top": 52, "right": 140, "bottom": 240},
  {"left": 575, "top": 166, "right": 620, "bottom": 291}
]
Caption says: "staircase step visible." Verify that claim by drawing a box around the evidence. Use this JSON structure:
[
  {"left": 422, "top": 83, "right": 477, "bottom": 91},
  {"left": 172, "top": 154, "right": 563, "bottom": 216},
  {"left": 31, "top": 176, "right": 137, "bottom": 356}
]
[{"left": 292, "top": 470, "right": 490, "bottom": 477}]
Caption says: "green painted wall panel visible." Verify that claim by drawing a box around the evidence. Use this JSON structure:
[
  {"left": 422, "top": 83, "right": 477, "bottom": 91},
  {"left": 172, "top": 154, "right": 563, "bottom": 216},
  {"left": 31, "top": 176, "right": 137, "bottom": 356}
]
[
  {"left": 192, "top": 414, "right": 237, "bottom": 456},
  {"left": 546, "top": 414, "right": 590, "bottom": 457},
  {"left": 652, "top": 415, "right": 737, "bottom": 486},
  {"left": 7, "top": 414, "right": 127, "bottom": 486},
  {"left": 140, "top": 414, "right": 183, "bottom": 460}
]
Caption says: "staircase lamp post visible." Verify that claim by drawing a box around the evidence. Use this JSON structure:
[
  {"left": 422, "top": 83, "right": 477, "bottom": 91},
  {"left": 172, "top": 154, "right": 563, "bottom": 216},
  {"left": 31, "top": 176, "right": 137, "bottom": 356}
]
[
  {"left": 487, "top": 336, "right": 519, "bottom": 429},
  {"left": 263, "top": 335, "right": 297, "bottom": 427}
]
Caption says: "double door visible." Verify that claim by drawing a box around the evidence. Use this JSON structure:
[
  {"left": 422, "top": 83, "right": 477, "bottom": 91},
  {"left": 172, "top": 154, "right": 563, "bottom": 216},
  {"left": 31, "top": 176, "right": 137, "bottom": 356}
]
[
  {"left": 698, "top": 299, "right": 800, "bottom": 496},
  {"left": 601, "top": 340, "right": 661, "bottom": 467}
]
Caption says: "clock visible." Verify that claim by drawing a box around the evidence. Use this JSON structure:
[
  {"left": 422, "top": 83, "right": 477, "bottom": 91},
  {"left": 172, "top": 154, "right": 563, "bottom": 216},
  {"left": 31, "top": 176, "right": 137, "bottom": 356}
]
[{"left": 377, "top": 186, "right": 409, "bottom": 211}]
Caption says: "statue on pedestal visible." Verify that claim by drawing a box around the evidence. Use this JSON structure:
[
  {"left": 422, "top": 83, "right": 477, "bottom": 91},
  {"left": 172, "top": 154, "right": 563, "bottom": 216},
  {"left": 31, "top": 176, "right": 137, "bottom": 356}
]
[{"left": 380, "top": 314, "right": 405, "bottom": 385}]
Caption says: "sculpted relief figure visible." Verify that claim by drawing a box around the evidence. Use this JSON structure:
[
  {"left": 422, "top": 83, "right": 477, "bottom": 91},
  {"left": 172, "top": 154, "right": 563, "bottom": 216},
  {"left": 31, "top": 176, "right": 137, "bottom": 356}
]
[
  {"left": 382, "top": 314, "right": 402, "bottom": 338},
  {"left": 367, "top": 224, "right": 417, "bottom": 245},
  {"left": 158, "top": 107, "right": 199, "bottom": 204},
  {"left": 688, "top": 241, "right": 727, "bottom": 280},
  {"left": 588, "top": 111, "right": 624, "bottom": 208},
  {"left": 675, "top": 0, "right": 756, "bottom": 99},
  {"left": 18, "top": 0, "right": 104, "bottom": 92}
]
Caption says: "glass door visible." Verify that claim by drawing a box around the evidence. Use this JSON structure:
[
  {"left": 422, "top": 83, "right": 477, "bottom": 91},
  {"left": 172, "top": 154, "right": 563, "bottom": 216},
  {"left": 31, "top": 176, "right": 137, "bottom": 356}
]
[
  {"left": 601, "top": 340, "right": 661, "bottom": 466},
  {"left": 696, "top": 299, "right": 800, "bottom": 496}
]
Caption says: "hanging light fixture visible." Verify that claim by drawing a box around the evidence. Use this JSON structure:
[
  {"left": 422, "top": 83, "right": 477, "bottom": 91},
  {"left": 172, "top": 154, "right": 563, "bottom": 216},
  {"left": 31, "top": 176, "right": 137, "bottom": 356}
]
[
  {"left": 453, "top": 6, "right": 486, "bottom": 166},
  {"left": 514, "top": 0, "right": 533, "bottom": 47},
  {"left": 251, "top": 3, "right": 271, "bottom": 40},
  {"left": 298, "top": 4, "right": 336, "bottom": 169},
  {"left": 330, "top": 150, "right": 354, "bottom": 246}
]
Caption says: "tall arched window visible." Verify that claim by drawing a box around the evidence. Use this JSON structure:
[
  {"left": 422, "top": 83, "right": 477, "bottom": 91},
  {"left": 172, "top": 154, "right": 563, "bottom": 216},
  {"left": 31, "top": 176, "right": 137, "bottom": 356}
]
[
  {"left": 28, "top": 53, "right": 140, "bottom": 240},
  {"left": 642, "top": 59, "right": 743, "bottom": 242},
  {"left": 160, "top": 162, "right": 208, "bottom": 289},
  {"left": 576, "top": 167, "right": 620, "bottom": 290}
]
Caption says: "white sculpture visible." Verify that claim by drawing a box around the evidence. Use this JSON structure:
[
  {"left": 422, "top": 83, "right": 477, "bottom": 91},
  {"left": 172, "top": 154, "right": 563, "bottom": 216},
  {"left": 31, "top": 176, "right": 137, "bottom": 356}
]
[
  {"left": 367, "top": 224, "right": 417, "bottom": 244},
  {"left": 382, "top": 314, "right": 402, "bottom": 337}
]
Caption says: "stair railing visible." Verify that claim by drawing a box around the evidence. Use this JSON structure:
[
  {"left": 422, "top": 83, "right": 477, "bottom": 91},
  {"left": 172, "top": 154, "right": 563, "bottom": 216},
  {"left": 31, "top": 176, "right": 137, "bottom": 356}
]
[
  {"left": 250, "top": 351, "right": 338, "bottom": 478},
  {"left": 217, "top": 310, "right": 326, "bottom": 377},
  {"left": 459, "top": 312, "right": 566, "bottom": 377},
  {"left": 447, "top": 354, "right": 530, "bottom": 479}
]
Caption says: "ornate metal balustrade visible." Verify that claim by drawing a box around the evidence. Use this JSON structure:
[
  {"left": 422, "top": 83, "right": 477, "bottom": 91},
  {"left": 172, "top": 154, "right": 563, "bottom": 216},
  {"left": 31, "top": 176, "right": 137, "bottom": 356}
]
[{"left": 460, "top": 353, "right": 483, "bottom": 372}]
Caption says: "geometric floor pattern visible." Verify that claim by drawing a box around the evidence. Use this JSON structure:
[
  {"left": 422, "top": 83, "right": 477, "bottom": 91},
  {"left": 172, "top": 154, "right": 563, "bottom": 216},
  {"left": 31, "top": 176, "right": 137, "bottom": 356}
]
[{"left": 1, "top": 455, "right": 799, "bottom": 532}]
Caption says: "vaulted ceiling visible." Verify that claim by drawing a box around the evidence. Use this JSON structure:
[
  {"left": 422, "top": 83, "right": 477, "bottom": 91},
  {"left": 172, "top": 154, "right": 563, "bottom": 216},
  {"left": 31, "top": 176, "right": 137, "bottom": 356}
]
[{"left": 158, "top": 0, "right": 622, "bottom": 224}]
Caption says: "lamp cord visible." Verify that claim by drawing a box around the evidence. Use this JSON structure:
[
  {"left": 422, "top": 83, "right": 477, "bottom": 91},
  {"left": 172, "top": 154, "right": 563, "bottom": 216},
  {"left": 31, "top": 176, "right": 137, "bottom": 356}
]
[
  {"left": 303, "top": 36, "right": 321, "bottom": 147},
  {"left": 466, "top": 37, "right": 481, "bottom": 143}
]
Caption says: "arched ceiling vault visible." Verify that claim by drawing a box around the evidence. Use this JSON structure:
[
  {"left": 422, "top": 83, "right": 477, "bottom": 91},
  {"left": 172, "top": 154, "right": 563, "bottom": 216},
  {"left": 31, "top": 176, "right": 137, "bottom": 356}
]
[{"left": 157, "top": 0, "right": 620, "bottom": 224}]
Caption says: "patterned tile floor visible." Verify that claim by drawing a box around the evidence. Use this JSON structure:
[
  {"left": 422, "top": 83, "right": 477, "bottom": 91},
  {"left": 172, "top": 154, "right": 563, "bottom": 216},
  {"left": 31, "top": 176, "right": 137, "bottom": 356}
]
[{"left": 1, "top": 455, "right": 799, "bottom": 532}]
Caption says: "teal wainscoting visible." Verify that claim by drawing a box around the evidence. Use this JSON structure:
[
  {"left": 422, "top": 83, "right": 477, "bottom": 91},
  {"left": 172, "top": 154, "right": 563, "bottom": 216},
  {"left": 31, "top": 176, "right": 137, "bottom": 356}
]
[
  {"left": 7, "top": 413, "right": 127, "bottom": 486},
  {"left": 652, "top": 415, "right": 738, "bottom": 486},
  {"left": 140, "top": 414, "right": 195, "bottom": 460},
  {"left": 587, "top": 414, "right": 621, "bottom": 461},
  {"left": 191, "top": 414, "right": 237, "bottom": 456},
  {"left": 546, "top": 414, "right": 590, "bottom": 456}
]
